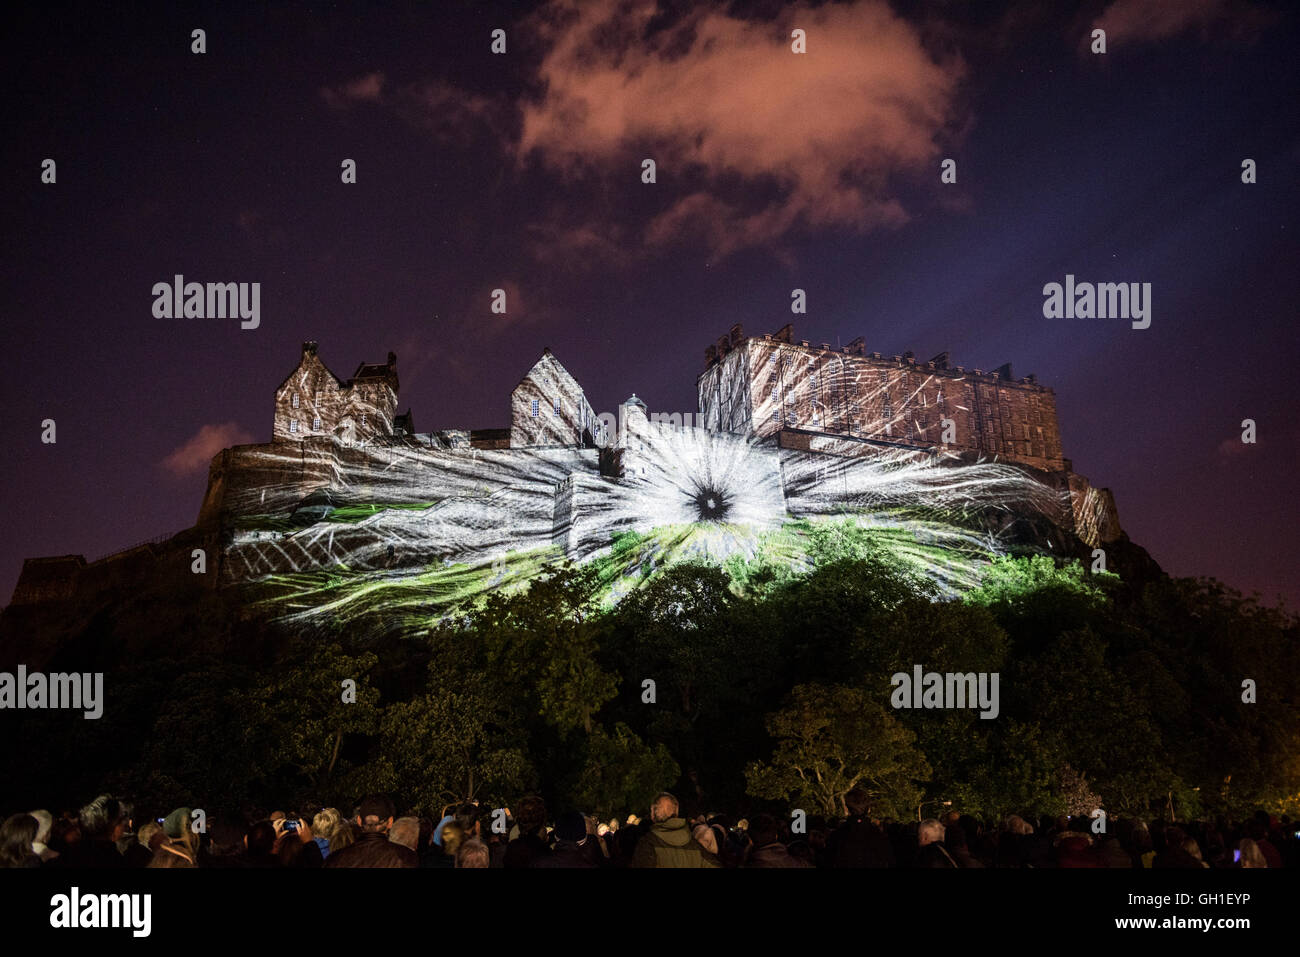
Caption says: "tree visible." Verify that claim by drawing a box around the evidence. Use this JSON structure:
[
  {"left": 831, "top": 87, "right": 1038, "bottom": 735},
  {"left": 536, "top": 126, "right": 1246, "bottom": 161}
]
[
  {"left": 746, "top": 683, "right": 930, "bottom": 818},
  {"left": 469, "top": 566, "right": 617, "bottom": 736},
  {"left": 232, "top": 640, "right": 382, "bottom": 803},
  {"left": 371, "top": 671, "right": 533, "bottom": 814},
  {"left": 963, "top": 554, "right": 1116, "bottom": 650},
  {"left": 1012, "top": 628, "right": 1170, "bottom": 814},
  {"left": 567, "top": 722, "right": 679, "bottom": 820},
  {"left": 609, "top": 562, "right": 743, "bottom": 722}
]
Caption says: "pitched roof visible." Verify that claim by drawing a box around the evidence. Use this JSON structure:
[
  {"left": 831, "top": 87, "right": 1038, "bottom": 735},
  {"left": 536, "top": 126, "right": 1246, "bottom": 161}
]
[
  {"left": 275, "top": 349, "right": 346, "bottom": 395},
  {"left": 351, "top": 362, "right": 395, "bottom": 380},
  {"left": 513, "top": 349, "right": 583, "bottom": 395}
]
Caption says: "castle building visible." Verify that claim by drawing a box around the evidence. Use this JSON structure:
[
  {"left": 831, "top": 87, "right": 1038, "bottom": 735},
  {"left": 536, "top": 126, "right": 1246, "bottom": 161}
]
[
  {"left": 9, "top": 331, "right": 1124, "bottom": 608},
  {"left": 509, "top": 348, "right": 599, "bottom": 449},
  {"left": 698, "top": 323, "right": 1067, "bottom": 473},
  {"left": 273, "top": 341, "right": 404, "bottom": 446}
]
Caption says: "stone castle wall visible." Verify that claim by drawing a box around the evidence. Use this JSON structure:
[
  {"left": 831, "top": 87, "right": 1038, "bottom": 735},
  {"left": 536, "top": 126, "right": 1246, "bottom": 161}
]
[
  {"left": 698, "top": 324, "right": 1066, "bottom": 473},
  {"left": 8, "top": 528, "right": 222, "bottom": 607}
]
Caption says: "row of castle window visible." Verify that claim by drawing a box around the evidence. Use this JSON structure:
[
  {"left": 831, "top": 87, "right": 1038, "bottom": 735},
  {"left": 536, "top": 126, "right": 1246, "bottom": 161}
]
[
  {"left": 530, "top": 399, "right": 563, "bottom": 417},
  {"left": 287, "top": 414, "right": 369, "bottom": 434},
  {"left": 292, "top": 389, "right": 386, "bottom": 407}
]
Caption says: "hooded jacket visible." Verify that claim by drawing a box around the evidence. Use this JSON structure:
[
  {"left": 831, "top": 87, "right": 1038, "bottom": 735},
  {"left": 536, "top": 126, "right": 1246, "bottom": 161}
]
[{"left": 631, "top": 818, "right": 721, "bottom": 868}]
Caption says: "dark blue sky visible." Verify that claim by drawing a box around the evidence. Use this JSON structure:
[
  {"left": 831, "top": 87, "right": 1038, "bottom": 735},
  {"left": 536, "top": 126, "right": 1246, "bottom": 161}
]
[{"left": 2, "top": 0, "right": 1297, "bottom": 608}]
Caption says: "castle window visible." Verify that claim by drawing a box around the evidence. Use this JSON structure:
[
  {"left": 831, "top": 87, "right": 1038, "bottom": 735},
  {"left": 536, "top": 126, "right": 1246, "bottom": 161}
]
[
  {"left": 772, "top": 409, "right": 780, "bottom": 424},
  {"left": 554, "top": 399, "right": 561, "bottom": 416},
  {"left": 531, "top": 399, "right": 540, "bottom": 418},
  {"left": 289, "top": 419, "right": 299, "bottom": 434},
  {"left": 292, "top": 393, "right": 299, "bottom": 409},
  {"left": 361, "top": 415, "right": 368, "bottom": 429},
  {"left": 313, "top": 417, "right": 322, "bottom": 431}
]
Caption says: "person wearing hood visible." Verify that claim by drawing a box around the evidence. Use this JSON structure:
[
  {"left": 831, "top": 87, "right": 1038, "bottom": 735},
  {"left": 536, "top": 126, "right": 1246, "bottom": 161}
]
[
  {"left": 534, "top": 812, "right": 599, "bottom": 868},
  {"left": 148, "top": 807, "right": 199, "bottom": 868},
  {"left": 631, "top": 792, "right": 720, "bottom": 868}
]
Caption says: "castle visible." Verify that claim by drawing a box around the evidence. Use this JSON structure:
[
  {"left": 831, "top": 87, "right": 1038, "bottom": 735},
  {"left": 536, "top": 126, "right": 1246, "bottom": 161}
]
[{"left": 9, "top": 326, "right": 1122, "bottom": 607}]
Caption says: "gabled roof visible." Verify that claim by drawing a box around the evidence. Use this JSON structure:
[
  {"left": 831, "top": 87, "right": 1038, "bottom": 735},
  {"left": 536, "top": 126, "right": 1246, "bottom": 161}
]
[
  {"left": 512, "top": 348, "right": 584, "bottom": 396},
  {"left": 275, "top": 348, "right": 347, "bottom": 395}
]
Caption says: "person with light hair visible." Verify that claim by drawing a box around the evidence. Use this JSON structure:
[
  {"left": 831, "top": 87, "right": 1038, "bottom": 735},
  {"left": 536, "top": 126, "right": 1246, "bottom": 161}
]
[
  {"left": 457, "top": 838, "right": 490, "bottom": 868},
  {"left": 0, "top": 814, "right": 40, "bottom": 868},
  {"left": 312, "top": 807, "right": 342, "bottom": 859},
  {"left": 1003, "top": 814, "right": 1033, "bottom": 836},
  {"left": 434, "top": 822, "right": 465, "bottom": 868},
  {"left": 631, "top": 791, "right": 719, "bottom": 868},
  {"left": 29, "top": 810, "right": 58, "bottom": 863},
  {"left": 1238, "top": 838, "right": 1267, "bottom": 869},
  {"left": 389, "top": 816, "right": 420, "bottom": 853},
  {"left": 914, "top": 819, "right": 956, "bottom": 868},
  {"left": 129, "top": 821, "right": 164, "bottom": 867}
]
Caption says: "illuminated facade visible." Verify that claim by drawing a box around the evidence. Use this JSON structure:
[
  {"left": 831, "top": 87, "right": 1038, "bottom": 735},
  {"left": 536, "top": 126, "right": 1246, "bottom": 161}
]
[
  {"left": 698, "top": 323, "right": 1066, "bottom": 473},
  {"left": 11, "top": 334, "right": 1124, "bottom": 624},
  {"left": 272, "top": 341, "right": 402, "bottom": 446}
]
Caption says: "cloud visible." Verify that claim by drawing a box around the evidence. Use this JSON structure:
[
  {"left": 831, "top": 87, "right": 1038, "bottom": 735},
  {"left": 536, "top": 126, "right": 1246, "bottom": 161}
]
[
  {"left": 1091, "top": 0, "right": 1275, "bottom": 46},
  {"left": 1216, "top": 436, "right": 1250, "bottom": 459},
  {"left": 321, "top": 71, "right": 386, "bottom": 108},
  {"left": 391, "top": 80, "right": 507, "bottom": 146},
  {"left": 322, "top": 1, "right": 966, "bottom": 265},
  {"left": 514, "top": 0, "right": 965, "bottom": 260},
  {"left": 322, "top": 72, "right": 505, "bottom": 147},
  {"left": 161, "top": 423, "right": 255, "bottom": 477}
]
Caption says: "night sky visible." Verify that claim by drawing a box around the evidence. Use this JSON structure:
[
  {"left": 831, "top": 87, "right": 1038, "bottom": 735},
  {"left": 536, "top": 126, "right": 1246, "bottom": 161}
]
[{"left": 2, "top": 0, "right": 1297, "bottom": 608}]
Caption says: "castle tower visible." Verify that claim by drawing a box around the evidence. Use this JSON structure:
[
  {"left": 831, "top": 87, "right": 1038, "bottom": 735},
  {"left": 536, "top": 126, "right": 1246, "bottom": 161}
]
[
  {"left": 617, "top": 394, "right": 648, "bottom": 450},
  {"left": 272, "top": 342, "right": 400, "bottom": 445},
  {"left": 510, "top": 348, "right": 597, "bottom": 448}
]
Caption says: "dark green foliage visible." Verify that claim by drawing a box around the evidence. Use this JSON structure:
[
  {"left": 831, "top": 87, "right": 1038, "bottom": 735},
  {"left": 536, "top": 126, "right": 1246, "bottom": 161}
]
[{"left": 2, "top": 553, "right": 1295, "bottom": 821}]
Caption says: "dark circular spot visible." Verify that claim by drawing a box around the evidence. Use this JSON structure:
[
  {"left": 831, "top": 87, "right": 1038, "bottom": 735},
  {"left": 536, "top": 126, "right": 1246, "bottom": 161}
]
[{"left": 692, "top": 486, "right": 731, "bottom": 522}]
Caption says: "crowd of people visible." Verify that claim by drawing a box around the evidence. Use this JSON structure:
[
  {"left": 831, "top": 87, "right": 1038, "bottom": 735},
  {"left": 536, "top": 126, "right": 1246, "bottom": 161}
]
[{"left": 2, "top": 788, "right": 1294, "bottom": 869}]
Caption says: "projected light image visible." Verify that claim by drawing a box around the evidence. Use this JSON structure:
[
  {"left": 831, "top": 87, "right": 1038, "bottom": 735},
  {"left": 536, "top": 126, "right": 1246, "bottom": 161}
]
[
  {"left": 238, "top": 419, "right": 1076, "bottom": 640},
  {"left": 157, "top": 334, "right": 1123, "bottom": 643}
]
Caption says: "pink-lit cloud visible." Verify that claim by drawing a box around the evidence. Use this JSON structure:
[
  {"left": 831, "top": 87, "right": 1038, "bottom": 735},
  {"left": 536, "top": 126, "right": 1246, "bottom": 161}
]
[
  {"left": 515, "top": 0, "right": 966, "bottom": 261},
  {"left": 321, "top": 71, "right": 386, "bottom": 108},
  {"left": 161, "top": 423, "right": 255, "bottom": 477},
  {"left": 1091, "top": 0, "right": 1275, "bottom": 46}
]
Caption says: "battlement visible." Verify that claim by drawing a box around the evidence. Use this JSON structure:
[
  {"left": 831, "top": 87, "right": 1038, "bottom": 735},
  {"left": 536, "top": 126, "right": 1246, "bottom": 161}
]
[
  {"left": 703, "top": 323, "right": 1040, "bottom": 387},
  {"left": 8, "top": 529, "right": 221, "bottom": 606}
]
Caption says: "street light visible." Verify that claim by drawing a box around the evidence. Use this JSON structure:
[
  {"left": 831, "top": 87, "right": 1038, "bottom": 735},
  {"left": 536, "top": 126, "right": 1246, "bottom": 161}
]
[{"left": 918, "top": 800, "right": 952, "bottom": 822}]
